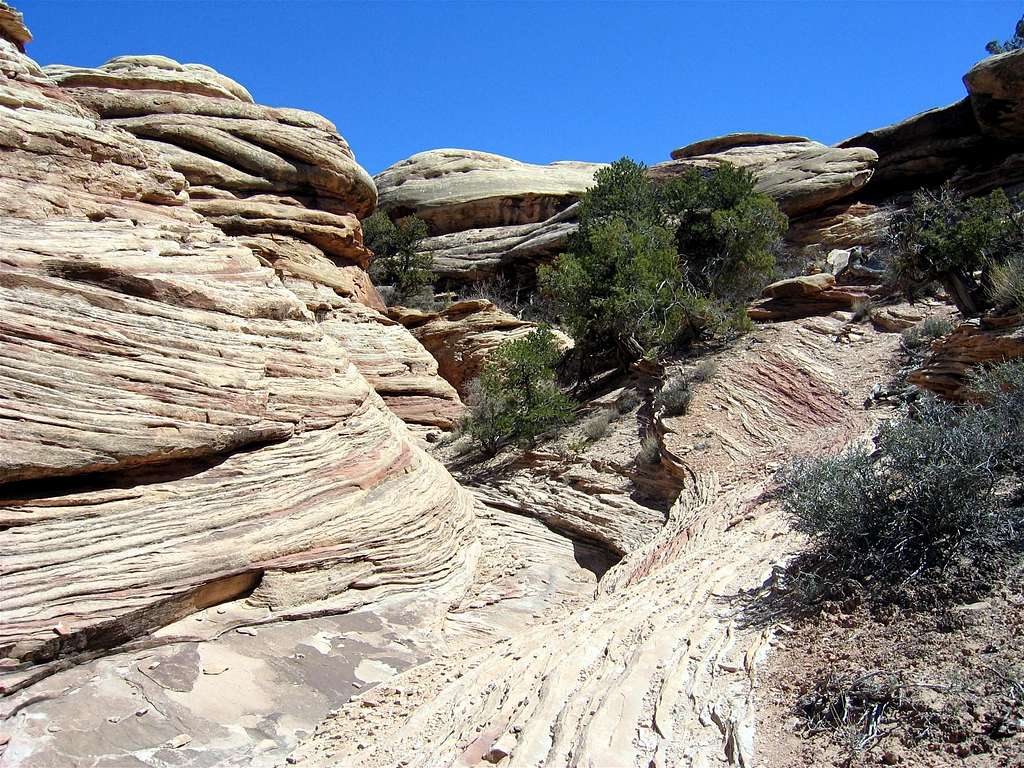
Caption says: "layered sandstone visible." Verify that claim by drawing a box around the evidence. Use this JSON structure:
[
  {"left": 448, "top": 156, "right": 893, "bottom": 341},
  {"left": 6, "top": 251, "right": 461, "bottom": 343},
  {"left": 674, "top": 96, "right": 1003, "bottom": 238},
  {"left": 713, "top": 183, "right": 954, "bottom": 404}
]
[
  {"left": 651, "top": 139, "right": 878, "bottom": 217},
  {"left": 374, "top": 148, "right": 602, "bottom": 235},
  {"left": 0, "top": 11, "right": 473, "bottom": 721}
]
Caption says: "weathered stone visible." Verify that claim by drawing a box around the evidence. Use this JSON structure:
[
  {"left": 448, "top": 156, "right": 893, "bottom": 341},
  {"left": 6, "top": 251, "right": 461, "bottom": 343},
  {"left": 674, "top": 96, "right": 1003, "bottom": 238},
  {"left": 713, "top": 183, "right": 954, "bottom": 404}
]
[
  {"left": 375, "top": 148, "right": 603, "bottom": 235},
  {"left": 0, "top": 15, "right": 474, "bottom": 697},
  {"left": 964, "top": 48, "right": 1024, "bottom": 141},
  {"left": 650, "top": 140, "right": 877, "bottom": 216},
  {"left": 750, "top": 274, "right": 870, "bottom": 321},
  {"left": 909, "top": 313, "right": 1024, "bottom": 399},
  {"left": 0, "top": 1, "right": 29, "bottom": 51},
  {"left": 671, "top": 132, "right": 809, "bottom": 159},
  {"left": 390, "top": 300, "right": 572, "bottom": 397},
  {"left": 45, "top": 55, "right": 254, "bottom": 102},
  {"left": 838, "top": 99, "right": 985, "bottom": 193}
]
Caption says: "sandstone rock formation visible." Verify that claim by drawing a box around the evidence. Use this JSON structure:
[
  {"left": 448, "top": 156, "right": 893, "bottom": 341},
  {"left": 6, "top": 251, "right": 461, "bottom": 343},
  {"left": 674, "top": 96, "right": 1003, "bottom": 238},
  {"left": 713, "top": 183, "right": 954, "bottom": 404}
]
[
  {"left": 650, "top": 138, "right": 878, "bottom": 217},
  {"left": 909, "top": 313, "right": 1024, "bottom": 399},
  {"left": 964, "top": 48, "right": 1024, "bottom": 141},
  {"left": 748, "top": 273, "right": 871, "bottom": 322},
  {"left": 34, "top": 52, "right": 464, "bottom": 431},
  {"left": 670, "top": 131, "right": 809, "bottom": 159},
  {"left": 390, "top": 300, "right": 571, "bottom": 397},
  {"left": 839, "top": 49, "right": 1024, "bottom": 201},
  {"left": 374, "top": 148, "right": 603, "bottom": 235},
  {"left": 0, "top": 13, "right": 474, "bottom": 760}
]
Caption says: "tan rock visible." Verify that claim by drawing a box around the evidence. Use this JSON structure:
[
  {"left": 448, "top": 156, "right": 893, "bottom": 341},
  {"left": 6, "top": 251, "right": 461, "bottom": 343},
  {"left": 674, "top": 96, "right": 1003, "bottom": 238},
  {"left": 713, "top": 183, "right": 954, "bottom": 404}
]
[
  {"left": 671, "top": 131, "right": 809, "bottom": 159},
  {"left": 650, "top": 140, "right": 877, "bottom": 216},
  {"left": 375, "top": 148, "right": 603, "bottom": 235},
  {"left": 0, "top": 1, "right": 29, "bottom": 51},
  {"left": 391, "top": 300, "right": 572, "bottom": 397},
  {"left": 909, "top": 313, "right": 1024, "bottom": 399},
  {"left": 0, "top": 19, "right": 474, "bottom": 694}
]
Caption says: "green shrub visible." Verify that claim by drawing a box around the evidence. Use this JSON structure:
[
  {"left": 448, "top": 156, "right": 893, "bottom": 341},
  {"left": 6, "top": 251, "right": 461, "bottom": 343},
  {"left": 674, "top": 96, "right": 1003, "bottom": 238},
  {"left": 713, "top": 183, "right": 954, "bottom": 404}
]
[
  {"left": 899, "top": 316, "right": 952, "bottom": 352},
  {"left": 989, "top": 253, "right": 1024, "bottom": 311},
  {"left": 987, "top": 16, "right": 1024, "bottom": 54},
  {"left": 656, "top": 376, "right": 694, "bottom": 417},
  {"left": 364, "top": 211, "right": 434, "bottom": 306},
  {"left": 539, "top": 157, "right": 786, "bottom": 375},
  {"left": 776, "top": 361, "right": 1024, "bottom": 588},
  {"left": 889, "top": 185, "right": 1024, "bottom": 316},
  {"left": 582, "top": 409, "right": 616, "bottom": 441},
  {"left": 637, "top": 436, "right": 661, "bottom": 464},
  {"left": 462, "top": 325, "right": 575, "bottom": 454},
  {"left": 690, "top": 359, "right": 719, "bottom": 384},
  {"left": 655, "top": 359, "right": 718, "bottom": 417},
  {"left": 616, "top": 388, "right": 641, "bottom": 414}
]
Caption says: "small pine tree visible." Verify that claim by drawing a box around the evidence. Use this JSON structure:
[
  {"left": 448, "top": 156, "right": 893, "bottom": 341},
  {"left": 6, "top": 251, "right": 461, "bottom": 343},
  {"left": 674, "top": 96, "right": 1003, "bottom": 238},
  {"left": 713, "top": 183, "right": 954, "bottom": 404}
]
[
  {"left": 539, "top": 157, "right": 786, "bottom": 377},
  {"left": 463, "top": 325, "right": 575, "bottom": 453},
  {"left": 987, "top": 16, "right": 1024, "bottom": 54},
  {"left": 363, "top": 211, "right": 434, "bottom": 306}
]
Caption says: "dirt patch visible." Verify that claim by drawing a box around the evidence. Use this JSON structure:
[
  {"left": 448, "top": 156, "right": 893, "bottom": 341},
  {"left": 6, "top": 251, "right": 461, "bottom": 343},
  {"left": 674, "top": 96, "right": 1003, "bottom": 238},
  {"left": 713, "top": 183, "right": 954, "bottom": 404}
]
[{"left": 757, "top": 569, "right": 1024, "bottom": 767}]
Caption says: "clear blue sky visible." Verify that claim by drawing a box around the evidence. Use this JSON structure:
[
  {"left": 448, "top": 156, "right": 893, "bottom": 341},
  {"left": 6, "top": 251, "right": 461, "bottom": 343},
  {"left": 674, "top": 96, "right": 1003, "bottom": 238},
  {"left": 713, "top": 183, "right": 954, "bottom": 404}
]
[{"left": 17, "top": 1, "right": 1021, "bottom": 175}]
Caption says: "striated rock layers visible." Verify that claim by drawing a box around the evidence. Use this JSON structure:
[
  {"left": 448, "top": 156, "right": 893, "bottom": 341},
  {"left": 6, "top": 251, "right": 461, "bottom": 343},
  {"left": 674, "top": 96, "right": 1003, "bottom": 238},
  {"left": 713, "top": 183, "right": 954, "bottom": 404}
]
[
  {"left": 378, "top": 139, "right": 880, "bottom": 289},
  {"left": 0, "top": 8, "right": 474, "bottom": 712},
  {"left": 651, "top": 139, "right": 878, "bottom": 217},
  {"left": 374, "top": 149, "right": 603, "bottom": 287},
  {"left": 36, "top": 51, "right": 463, "bottom": 431},
  {"left": 909, "top": 313, "right": 1024, "bottom": 399}
]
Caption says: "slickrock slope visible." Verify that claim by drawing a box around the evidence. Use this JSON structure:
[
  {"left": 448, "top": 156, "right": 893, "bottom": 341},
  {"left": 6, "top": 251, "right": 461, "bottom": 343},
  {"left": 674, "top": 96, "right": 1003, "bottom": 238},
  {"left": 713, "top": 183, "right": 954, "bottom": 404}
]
[
  {"left": 0, "top": 11, "right": 475, "bottom": 764},
  {"left": 294, "top": 315, "right": 901, "bottom": 768}
]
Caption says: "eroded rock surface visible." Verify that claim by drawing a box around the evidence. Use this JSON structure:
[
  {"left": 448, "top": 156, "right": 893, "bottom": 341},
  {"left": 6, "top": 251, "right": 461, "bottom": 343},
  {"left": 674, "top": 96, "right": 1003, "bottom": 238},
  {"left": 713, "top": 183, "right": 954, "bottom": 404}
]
[
  {"left": 0, "top": 13, "right": 474, "bottom": 765},
  {"left": 390, "top": 300, "right": 571, "bottom": 397},
  {"left": 374, "top": 148, "right": 602, "bottom": 235},
  {"left": 964, "top": 48, "right": 1024, "bottom": 141},
  {"left": 909, "top": 313, "right": 1024, "bottom": 399},
  {"left": 651, "top": 139, "right": 877, "bottom": 216},
  {"left": 294, "top": 318, "right": 900, "bottom": 768}
]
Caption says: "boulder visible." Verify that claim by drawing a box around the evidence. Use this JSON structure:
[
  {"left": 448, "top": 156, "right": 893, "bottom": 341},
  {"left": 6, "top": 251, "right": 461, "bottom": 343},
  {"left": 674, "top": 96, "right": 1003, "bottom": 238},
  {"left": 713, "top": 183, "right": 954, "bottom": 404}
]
[
  {"left": 650, "top": 140, "right": 877, "bottom": 217},
  {"left": 749, "top": 273, "right": 870, "bottom": 321},
  {"left": 964, "top": 48, "right": 1024, "bottom": 141},
  {"left": 375, "top": 148, "right": 603, "bottom": 235}
]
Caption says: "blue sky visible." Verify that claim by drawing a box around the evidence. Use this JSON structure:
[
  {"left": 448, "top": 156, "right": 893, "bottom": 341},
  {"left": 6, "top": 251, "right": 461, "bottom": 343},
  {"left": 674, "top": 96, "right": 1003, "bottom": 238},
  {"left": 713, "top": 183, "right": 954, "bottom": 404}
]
[{"left": 17, "top": 1, "right": 1020, "bottom": 175}]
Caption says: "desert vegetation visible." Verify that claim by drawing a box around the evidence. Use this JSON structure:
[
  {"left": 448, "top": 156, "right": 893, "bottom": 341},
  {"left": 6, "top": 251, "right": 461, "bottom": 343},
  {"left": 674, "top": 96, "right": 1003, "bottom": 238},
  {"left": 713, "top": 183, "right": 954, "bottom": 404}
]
[
  {"left": 776, "top": 359, "right": 1024, "bottom": 600},
  {"left": 461, "top": 325, "right": 575, "bottom": 454},
  {"left": 889, "top": 185, "right": 1024, "bottom": 316},
  {"left": 539, "top": 157, "right": 786, "bottom": 377},
  {"left": 363, "top": 211, "right": 436, "bottom": 308}
]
